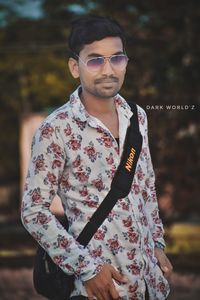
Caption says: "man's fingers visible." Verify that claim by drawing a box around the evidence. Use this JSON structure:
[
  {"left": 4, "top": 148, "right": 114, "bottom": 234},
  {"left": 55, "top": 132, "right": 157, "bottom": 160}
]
[
  {"left": 84, "top": 264, "right": 127, "bottom": 300},
  {"left": 85, "top": 287, "right": 94, "bottom": 300},
  {"left": 155, "top": 248, "right": 173, "bottom": 278},
  {"left": 160, "top": 255, "right": 173, "bottom": 277},
  {"left": 94, "top": 287, "right": 111, "bottom": 300},
  {"left": 100, "top": 289, "right": 112, "bottom": 300},
  {"left": 86, "top": 282, "right": 111, "bottom": 300},
  {"left": 110, "top": 266, "right": 128, "bottom": 284},
  {"left": 109, "top": 281, "right": 120, "bottom": 299}
]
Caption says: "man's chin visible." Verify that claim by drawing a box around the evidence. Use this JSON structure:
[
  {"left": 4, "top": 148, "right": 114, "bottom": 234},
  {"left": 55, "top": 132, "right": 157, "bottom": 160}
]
[{"left": 96, "top": 87, "right": 119, "bottom": 99}]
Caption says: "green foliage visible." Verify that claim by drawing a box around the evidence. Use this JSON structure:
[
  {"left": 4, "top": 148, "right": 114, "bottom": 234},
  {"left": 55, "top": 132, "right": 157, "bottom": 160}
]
[{"left": 0, "top": 0, "right": 199, "bottom": 218}]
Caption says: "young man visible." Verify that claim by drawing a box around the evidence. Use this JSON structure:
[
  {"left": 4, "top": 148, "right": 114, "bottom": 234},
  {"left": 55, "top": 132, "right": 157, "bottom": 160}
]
[{"left": 21, "top": 15, "right": 172, "bottom": 300}]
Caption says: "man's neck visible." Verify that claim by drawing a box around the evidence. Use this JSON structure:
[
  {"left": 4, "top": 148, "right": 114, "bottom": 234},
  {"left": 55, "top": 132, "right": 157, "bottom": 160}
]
[{"left": 80, "top": 90, "right": 116, "bottom": 117}]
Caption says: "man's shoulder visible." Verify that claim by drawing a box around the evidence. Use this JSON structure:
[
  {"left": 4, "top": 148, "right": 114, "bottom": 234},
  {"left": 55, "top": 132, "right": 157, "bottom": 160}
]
[
  {"left": 41, "top": 100, "right": 72, "bottom": 127},
  {"left": 136, "top": 103, "right": 147, "bottom": 119},
  {"left": 127, "top": 101, "right": 147, "bottom": 122}
]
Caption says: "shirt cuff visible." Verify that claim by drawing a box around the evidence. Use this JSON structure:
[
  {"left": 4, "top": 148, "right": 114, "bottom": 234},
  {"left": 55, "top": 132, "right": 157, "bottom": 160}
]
[
  {"left": 154, "top": 241, "right": 165, "bottom": 250},
  {"left": 78, "top": 256, "right": 104, "bottom": 282}
]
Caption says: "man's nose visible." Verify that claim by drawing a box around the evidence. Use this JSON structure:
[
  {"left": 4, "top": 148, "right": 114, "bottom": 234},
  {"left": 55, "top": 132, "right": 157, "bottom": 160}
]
[{"left": 101, "top": 58, "right": 115, "bottom": 75}]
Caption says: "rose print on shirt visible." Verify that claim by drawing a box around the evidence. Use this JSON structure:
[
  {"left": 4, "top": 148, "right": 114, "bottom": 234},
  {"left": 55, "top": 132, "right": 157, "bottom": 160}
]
[
  {"left": 126, "top": 262, "right": 141, "bottom": 275},
  {"left": 132, "top": 183, "right": 140, "bottom": 195},
  {"left": 106, "top": 153, "right": 114, "bottom": 165},
  {"left": 28, "top": 187, "right": 43, "bottom": 204},
  {"left": 106, "top": 234, "right": 124, "bottom": 255},
  {"left": 74, "top": 166, "right": 91, "bottom": 183},
  {"left": 83, "top": 194, "right": 99, "bottom": 208},
  {"left": 127, "top": 249, "right": 136, "bottom": 260},
  {"left": 56, "top": 111, "right": 69, "bottom": 120},
  {"left": 140, "top": 214, "right": 148, "bottom": 227},
  {"left": 140, "top": 147, "right": 148, "bottom": 161},
  {"left": 142, "top": 189, "right": 149, "bottom": 202},
  {"left": 152, "top": 227, "right": 163, "bottom": 240},
  {"left": 53, "top": 255, "right": 65, "bottom": 265},
  {"left": 64, "top": 123, "right": 72, "bottom": 136},
  {"left": 67, "top": 134, "right": 82, "bottom": 150},
  {"left": 152, "top": 209, "right": 162, "bottom": 225},
  {"left": 92, "top": 176, "right": 105, "bottom": 192},
  {"left": 48, "top": 142, "right": 63, "bottom": 158},
  {"left": 84, "top": 141, "right": 98, "bottom": 162},
  {"left": 157, "top": 278, "right": 169, "bottom": 297},
  {"left": 128, "top": 281, "right": 139, "bottom": 299},
  {"left": 97, "top": 134, "right": 114, "bottom": 148},
  {"left": 52, "top": 159, "right": 62, "bottom": 169},
  {"left": 54, "top": 234, "right": 72, "bottom": 250},
  {"left": 136, "top": 164, "right": 145, "bottom": 181},
  {"left": 75, "top": 118, "right": 87, "bottom": 131},
  {"left": 42, "top": 241, "right": 51, "bottom": 250},
  {"left": 128, "top": 281, "right": 144, "bottom": 300},
  {"left": 138, "top": 201, "right": 148, "bottom": 226},
  {"left": 105, "top": 167, "right": 117, "bottom": 180},
  {"left": 75, "top": 255, "right": 93, "bottom": 276},
  {"left": 79, "top": 186, "right": 88, "bottom": 197},
  {"left": 150, "top": 184, "right": 157, "bottom": 202},
  {"left": 122, "top": 216, "right": 133, "bottom": 227},
  {"left": 72, "top": 155, "right": 81, "bottom": 168},
  {"left": 31, "top": 231, "right": 43, "bottom": 243},
  {"left": 39, "top": 123, "right": 54, "bottom": 140},
  {"left": 138, "top": 110, "right": 145, "bottom": 125},
  {"left": 91, "top": 245, "right": 103, "bottom": 258},
  {"left": 34, "top": 212, "right": 51, "bottom": 229},
  {"left": 123, "top": 227, "right": 139, "bottom": 244},
  {"left": 138, "top": 201, "right": 143, "bottom": 213},
  {"left": 44, "top": 171, "right": 57, "bottom": 186},
  {"left": 33, "top": 154, "right": 46, "bottom": 174},
  {"left": 60, "top": 174, "right": 73, "bottom": 192},
  {"left": 94, "top": 225, "right": 107, "bottom": 240},
  {"left": 118, "top": 199, "right": 130, "bottom": 211},
  {"left": 107, "top": 211, "right": 118, "bottom": 222}
]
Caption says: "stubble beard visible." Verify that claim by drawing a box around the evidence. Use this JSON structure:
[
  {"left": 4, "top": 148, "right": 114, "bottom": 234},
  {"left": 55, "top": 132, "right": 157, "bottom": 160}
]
[
  {"left": 87, "top": 79, "right": 123, "bottom": 100},
  {"left": 92, "top": 86, "right": 119, "bottom": 99}
]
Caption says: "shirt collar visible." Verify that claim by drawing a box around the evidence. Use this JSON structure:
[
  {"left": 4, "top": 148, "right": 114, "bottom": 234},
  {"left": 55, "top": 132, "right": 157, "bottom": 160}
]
[{"left": 69, "top": 85, "right": 133, "bottom": 122}]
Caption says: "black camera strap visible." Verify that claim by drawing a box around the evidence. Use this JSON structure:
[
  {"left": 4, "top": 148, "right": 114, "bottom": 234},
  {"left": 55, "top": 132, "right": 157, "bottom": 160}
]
[{"left": 77, "top": 102, "right": 143, "bottom": 246}]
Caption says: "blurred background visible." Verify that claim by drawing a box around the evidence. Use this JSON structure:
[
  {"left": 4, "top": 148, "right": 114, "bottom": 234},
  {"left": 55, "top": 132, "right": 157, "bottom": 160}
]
[{"left": 0, "top": 0, "right": 200, "bottom": 299}]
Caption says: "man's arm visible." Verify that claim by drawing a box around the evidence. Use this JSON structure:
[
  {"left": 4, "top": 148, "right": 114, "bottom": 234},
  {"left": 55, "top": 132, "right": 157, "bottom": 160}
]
[
  {"left": 21, "top": 120, "right": 103, "bottom": 282},
  {"left": 142, "top": 110, "right": 173, "bottom": 277}
]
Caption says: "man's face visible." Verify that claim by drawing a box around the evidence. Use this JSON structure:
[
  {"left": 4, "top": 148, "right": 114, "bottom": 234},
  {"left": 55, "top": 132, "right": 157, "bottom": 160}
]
[{"left": 69, "top": 37, "right": 127, "bottom": 99}]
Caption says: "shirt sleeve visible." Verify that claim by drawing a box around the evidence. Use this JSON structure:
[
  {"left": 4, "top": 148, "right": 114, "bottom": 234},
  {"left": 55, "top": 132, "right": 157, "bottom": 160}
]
[
  {"left": 21, "top": 119, "right": 103, "bottom": 281},
  {"left": 143, "top": 111, "right": 166, "bottom": 248}
]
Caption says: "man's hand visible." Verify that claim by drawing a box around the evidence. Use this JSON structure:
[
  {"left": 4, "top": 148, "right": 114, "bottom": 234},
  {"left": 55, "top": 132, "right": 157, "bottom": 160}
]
[
  {"left": 154, "top": 247, "right": 173, "bottom": 278},
  {"left": 84, "top": 264, "right": 128, "bottom": 300}
]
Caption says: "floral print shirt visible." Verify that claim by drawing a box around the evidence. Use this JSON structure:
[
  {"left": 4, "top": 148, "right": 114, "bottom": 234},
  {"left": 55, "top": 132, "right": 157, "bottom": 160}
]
[{"left": 21, "top": 86, "right": 170, "bottom": 299}]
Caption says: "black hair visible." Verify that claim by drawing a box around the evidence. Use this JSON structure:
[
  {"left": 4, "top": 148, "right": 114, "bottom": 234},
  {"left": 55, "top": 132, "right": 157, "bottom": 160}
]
[{"left": 68, "top": 15, "right": 127, "bottom": 58}]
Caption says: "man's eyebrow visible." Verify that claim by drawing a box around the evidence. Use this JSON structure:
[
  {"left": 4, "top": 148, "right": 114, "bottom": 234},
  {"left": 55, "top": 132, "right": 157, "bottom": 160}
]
[{"left": 87, "top": 51, "right": 124, "bottom": 58}]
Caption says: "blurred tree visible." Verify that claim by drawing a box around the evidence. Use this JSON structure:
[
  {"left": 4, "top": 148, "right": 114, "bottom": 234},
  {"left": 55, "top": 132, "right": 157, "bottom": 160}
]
[{"left": 0, "top": 0, "right": 199, "bottom": 219}]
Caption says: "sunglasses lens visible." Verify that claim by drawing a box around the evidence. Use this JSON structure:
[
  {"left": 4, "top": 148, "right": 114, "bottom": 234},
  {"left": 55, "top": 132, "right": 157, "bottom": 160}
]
[
  {"left": 110, "top": 55, "right": 128, "bottom": 67},
  {"left": 87, "top": 57, "right": 104, "bottom": 69},
  {"left": 85, "top": 55, "right": 128, "bottom": 72}
]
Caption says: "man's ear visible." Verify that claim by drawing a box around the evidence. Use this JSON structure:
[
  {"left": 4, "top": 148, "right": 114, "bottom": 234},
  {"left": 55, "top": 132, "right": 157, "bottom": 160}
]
[{"left": 68, "top": 57, "right": 80, "bottom": 78}]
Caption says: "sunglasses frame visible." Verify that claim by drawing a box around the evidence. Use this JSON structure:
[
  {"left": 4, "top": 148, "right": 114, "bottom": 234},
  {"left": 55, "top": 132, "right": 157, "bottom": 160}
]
[{"left": 75, "top": 53, "right": 129, "bottom": 72}]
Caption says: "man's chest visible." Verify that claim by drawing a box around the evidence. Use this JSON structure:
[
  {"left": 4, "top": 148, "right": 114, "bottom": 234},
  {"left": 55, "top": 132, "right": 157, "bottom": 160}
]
[{"left": 93, "top": 113, "right": 119, "bottom": 139}]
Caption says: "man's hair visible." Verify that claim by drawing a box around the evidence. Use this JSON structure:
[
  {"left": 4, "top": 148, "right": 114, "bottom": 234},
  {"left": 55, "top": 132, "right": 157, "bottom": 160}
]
[{"left": 68, "top": 15, "right": 126, "bottom": 58}]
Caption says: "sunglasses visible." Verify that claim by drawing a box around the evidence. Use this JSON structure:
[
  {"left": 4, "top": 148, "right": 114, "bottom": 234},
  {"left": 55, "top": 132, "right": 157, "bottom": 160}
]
[{"left": 76, "top": 54, "right": 129, "bottom": 72}]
